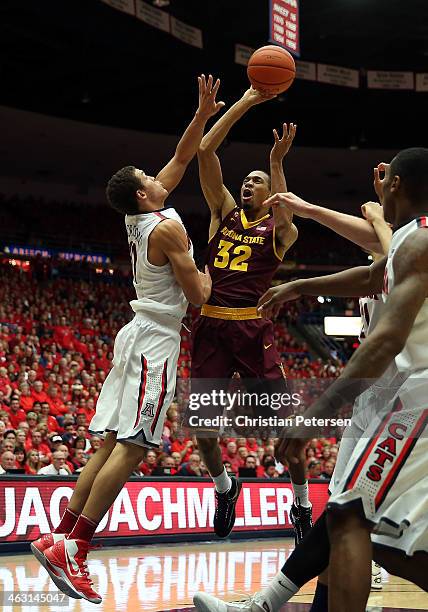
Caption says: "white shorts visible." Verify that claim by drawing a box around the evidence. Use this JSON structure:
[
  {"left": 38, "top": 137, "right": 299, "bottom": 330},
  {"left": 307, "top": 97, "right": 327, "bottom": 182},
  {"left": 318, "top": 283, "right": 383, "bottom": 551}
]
[
  {"left": 89, "top": 312, "right": 181, "bottom": 448},
  {"left": 329, "top": 373, "right": 428, "bottom": 555},
  {"left": 330, "top": 379, "right": 403, "bottom": 493}
]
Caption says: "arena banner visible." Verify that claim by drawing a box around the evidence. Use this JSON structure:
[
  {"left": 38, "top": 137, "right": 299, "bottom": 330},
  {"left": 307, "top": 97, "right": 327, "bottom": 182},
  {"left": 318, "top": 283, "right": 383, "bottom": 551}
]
[
  {"left": 416, "top": 73, "right": 428, "bottom": 92},
  {"left": 317, "top": 64, "right": 359, "bottom": 89},
  {"left": 3, "top": 244, "right": 111, "bottom": 264},
  {"left": 100, "top": 0, "right": 136, "bottom": 16},
  {"left": 367, "top": 70, "right": 414, "bottom": 90},
  {"left": 269, "top": 0, "right": 300, "bottom": 56},
  {"left": 135, "top": 0, "right": 170, "bottom": 33},
  {"left": 0, "top": 478, "right": 329, "bottom": 544}
]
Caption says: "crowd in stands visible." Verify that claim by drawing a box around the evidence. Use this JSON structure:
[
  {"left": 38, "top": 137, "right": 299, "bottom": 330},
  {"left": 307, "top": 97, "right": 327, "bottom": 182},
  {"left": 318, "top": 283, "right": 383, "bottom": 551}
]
[
  {"left": 0, "top": 193, "right": 367, "bottom": 268},
  {"left": 0, "top": 255, "right": 347, "bottom": 480}
]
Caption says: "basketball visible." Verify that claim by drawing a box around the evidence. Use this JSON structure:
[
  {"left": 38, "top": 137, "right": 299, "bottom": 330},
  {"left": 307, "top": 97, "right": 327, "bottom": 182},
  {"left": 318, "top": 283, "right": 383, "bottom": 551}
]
[{"left": 247, "top": 45, "right": 296, "bottom": 95}]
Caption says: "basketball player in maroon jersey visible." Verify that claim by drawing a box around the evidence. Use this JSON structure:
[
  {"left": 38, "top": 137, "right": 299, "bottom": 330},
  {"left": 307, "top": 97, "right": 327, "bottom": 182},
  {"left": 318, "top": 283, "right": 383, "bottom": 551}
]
[{"left": 192, "top": 86, "right": 312, "bottom": 541}]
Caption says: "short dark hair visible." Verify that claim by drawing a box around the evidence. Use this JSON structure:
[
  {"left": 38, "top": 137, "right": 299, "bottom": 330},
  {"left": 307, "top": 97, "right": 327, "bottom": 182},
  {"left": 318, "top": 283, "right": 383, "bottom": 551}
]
[
  {"left": 106, "top": 165, "right": 141, "bottom": 215},
  {"left": 390, "top": 148, "right": 428, "bottom": 204}
]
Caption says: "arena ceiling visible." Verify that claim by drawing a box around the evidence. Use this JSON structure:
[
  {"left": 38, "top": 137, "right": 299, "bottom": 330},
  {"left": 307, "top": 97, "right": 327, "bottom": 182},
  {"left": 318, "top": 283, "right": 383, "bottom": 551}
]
[{"left": 1, "top": 0, "right": 428, "bottom": 151}]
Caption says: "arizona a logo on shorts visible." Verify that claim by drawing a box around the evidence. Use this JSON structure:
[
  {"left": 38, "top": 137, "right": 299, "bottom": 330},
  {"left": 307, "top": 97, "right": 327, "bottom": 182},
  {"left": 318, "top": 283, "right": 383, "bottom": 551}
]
[{"left": 141, "top": 402, "right": 155, "bottom": 418}]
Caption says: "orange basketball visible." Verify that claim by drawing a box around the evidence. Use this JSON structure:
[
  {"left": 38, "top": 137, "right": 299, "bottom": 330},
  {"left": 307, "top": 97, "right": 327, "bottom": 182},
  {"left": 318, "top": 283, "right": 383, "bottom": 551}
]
[{"left": 247, "top": 45, "right": 296, "bottom": 95}]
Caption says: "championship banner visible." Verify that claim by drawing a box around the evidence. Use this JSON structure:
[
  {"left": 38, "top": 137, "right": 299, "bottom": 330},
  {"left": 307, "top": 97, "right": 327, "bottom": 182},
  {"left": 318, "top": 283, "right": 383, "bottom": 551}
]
[
  {"left": 269, "top": 0, "right": 300, "bottom": 56},
  {"left": 367, "top": 70, "right": 414, "bottom": 90},
  {"left": 0, "top": 478, "right": 329, "bottom": 545}
]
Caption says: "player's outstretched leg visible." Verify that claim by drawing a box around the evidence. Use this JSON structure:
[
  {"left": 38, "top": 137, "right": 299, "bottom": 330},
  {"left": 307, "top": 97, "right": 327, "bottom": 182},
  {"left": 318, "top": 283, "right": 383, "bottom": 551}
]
[
  {"left": 197, "top": 437, "right": 242, "bottom": 538},
  {"left": 43, "top": 439, "right": 146, "bottom": 604},
  {"left": 287, "top": 460, "right": 313, "bottom": 544},
  {"left": 327, "top": 505, "right": 372, "bottom": 612},
  {"left": 31, "top": 431, "right": 118, "bottom": 598},
  {"left": 194, "top": 512, "right": 330, "bottom": 612},
  {"left": 373, "top": 546, "right": 428, "bottom": 592}
]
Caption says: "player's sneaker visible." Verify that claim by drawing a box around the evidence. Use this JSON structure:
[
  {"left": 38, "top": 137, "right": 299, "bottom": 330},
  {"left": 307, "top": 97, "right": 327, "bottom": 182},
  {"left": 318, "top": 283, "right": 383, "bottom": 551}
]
[
  {"left": 214, "top": 475, "right": 242, "bottom": 538},
  {"left": 194, "top": 591, "right": 268, "bottom": 612},
  {"left": 31, "top": 533, "right": 81, "bottom": 599},
  {"left": 31, "top": 533, "right": 65, "bottom": 568},
  {"left": 371, "top": 561, "right": 383, "bottom": 590},
  {"left": 44, "top": 538, "right": 102, "bottom": 604},
  {"left": 289, "top": 503, "right": 313, "bottom": 545}
]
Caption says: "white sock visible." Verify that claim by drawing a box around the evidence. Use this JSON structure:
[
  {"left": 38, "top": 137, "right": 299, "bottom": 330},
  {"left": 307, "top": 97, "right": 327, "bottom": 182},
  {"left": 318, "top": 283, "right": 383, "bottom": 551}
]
[
  {"left": 292, "top": 482, "right": 311, "bottom": 508},
  {"left": 258, "top": 571, "right": 299, "bottom": 610},
  {"left": 212, "top": 468, "right": 232, "bottom": 493}
]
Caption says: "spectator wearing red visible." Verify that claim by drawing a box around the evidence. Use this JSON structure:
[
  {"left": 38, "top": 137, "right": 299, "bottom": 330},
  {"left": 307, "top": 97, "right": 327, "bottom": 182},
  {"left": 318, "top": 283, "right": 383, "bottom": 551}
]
[
  {"left": 14, "top": 446, "right": 26, "bottom": 469},
  {"left": 72, "top": 448, "right": 89, "bottom": 472},
  {"left": 25, "top": 449, "right": 41, "bottom": 475},
  {"left": 18, "top": 382, "right": 34, "bottom": 412},
  {"left": 246, "top": 436, "right": 259, "bottom": 454},
  {"left": 53, "top": 316, "right": 75, "bottom": 350},
  {"left": 139, "top": 449, "right": 158, "bottom": 475},
  {"left": 31, "top": 380, "right": 49, "bottom": 404},
  {"left": 87, "top": 436, "right": 102, "bottom": 455},
  {"left": 221, "top": 441, "right": 241, "bottom": 474},
  {"left": 6, "top": 397, "right": 26, "bottom": 429},
  {"left": 237, "top": 446, "right": 249, "bottom": 466},
  {"left": 94, "top": 348, "right": 110, "bottom": 372},
  {"left": 25, "top": 430, "right": 51, "bottom": 463},
  {"left": 170, "top": 451, "right": 182, "bottom": 469},
  {"left": 46, "top": 386, "right": 68, "bottom": 416},
  {"left": 15, "top": 429, "right": 27, "bottom": 447},
  {"left": 170, "top": 431, "right": 194, "bottom": 462},
  {"left": 39, "top": 402, "right": 60, "bottom": 433}
]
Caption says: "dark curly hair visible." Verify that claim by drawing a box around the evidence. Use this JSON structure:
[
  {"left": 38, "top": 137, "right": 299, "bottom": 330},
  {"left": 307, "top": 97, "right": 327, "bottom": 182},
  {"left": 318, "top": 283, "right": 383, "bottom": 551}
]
[{"left": 106, "top": 165, "right": 142, "bottom": 215}]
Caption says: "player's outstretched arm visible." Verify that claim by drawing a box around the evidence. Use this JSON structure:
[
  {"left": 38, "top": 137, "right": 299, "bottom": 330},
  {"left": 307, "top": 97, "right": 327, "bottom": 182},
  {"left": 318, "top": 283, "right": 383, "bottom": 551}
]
[
  {"left": 257, "top": 256, "right": 386, "bottom": 319},
  {"left": 264, "top": 192, "right": 383, "bottom": 254},
  {"left": 361, "top": 201, "right": 392, "bottom": 255},
  {"left": 269, "top": 122, "right": 298, "bottom": 258},
  {"left": 198, "top": 87, "right": 275, "bottom": 224},
  {"left": 155, "top": 74, "right": 224, "bottom": 195},
  {"left": 155, "top": 220, "right": 212, "bottom": 306}
]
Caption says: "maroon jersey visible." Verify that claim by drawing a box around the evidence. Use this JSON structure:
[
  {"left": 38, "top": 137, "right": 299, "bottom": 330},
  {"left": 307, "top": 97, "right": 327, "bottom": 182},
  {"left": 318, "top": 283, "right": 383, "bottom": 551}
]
[{"left": 205, "top": 208, "right": 283, "bottom": 308}]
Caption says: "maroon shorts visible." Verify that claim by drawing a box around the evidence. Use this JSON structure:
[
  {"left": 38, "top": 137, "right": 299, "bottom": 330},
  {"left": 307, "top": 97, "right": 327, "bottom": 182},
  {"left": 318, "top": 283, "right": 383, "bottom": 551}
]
[{"left": 191, "top": 315, "right": 284, "bottom": 380}]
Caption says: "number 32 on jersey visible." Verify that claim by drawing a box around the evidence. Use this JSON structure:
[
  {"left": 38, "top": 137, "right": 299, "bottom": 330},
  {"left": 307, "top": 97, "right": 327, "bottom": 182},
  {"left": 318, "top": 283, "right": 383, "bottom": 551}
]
[{"left": 214, "top": 239, "right": 252, "bottom": 272}]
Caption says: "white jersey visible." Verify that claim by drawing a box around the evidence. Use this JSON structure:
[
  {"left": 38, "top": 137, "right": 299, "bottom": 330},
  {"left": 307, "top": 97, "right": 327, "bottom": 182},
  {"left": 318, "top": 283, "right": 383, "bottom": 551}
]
[
  {"left": 125, "top": 207, "right": 193, "bottom": 323},
  {"left": 359, "top": 291, "right": 401, "bottom": 388},
  {"left": 359, "top": 291, "right": 382, "bottom": 342},
  {"left": 383, "top": 215, "right": 428, "bottom": 375}
]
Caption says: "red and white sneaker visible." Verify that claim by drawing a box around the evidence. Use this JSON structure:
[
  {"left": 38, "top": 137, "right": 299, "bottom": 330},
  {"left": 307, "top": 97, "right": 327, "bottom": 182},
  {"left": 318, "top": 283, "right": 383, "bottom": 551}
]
[
  {"left": 44, "top": 538, "right": 102, "bottom": 604},
  {"left": 31, "top": 533, "right": 82, "bottom": 599}
]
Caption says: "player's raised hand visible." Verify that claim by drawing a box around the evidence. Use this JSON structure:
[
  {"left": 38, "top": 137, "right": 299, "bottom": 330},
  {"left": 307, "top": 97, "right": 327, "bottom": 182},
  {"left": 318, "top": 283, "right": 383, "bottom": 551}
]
[
  {"left": 361, "top": 201, "right": 385, "bottom": 223},
  {"left": 257, "top": 280, "right": 302, "bottom": 319},
  {"left": 270, "top": 123, "right": 297, "bottom": 161},
  {"left": 242, "top": 86, "right": 277, "bottom": 106},
  {"left": 197, "top": 74, "right": 225, "bottom": 120},
  {"left": 263, "top": 192, "right": 312, "bottom": 217},
  {"left": 373, "top": 162, "right": 389, "bottom": 204}
]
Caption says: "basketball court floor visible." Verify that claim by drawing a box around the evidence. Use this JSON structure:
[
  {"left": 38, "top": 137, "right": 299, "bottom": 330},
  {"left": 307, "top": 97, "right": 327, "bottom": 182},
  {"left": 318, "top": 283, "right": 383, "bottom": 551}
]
[{"left": 1, "top": 538, "right": 427, "bottom": 611}]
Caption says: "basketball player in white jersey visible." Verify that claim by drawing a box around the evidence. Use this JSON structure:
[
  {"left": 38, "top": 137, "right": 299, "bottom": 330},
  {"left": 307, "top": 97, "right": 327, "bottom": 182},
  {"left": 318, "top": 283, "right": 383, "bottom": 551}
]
[
  {"left": 30, "top": 74, "right": 224, "bottom": 604},
  {"left": 193, "top": 148, "right": 428, "bottom": 612}
]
